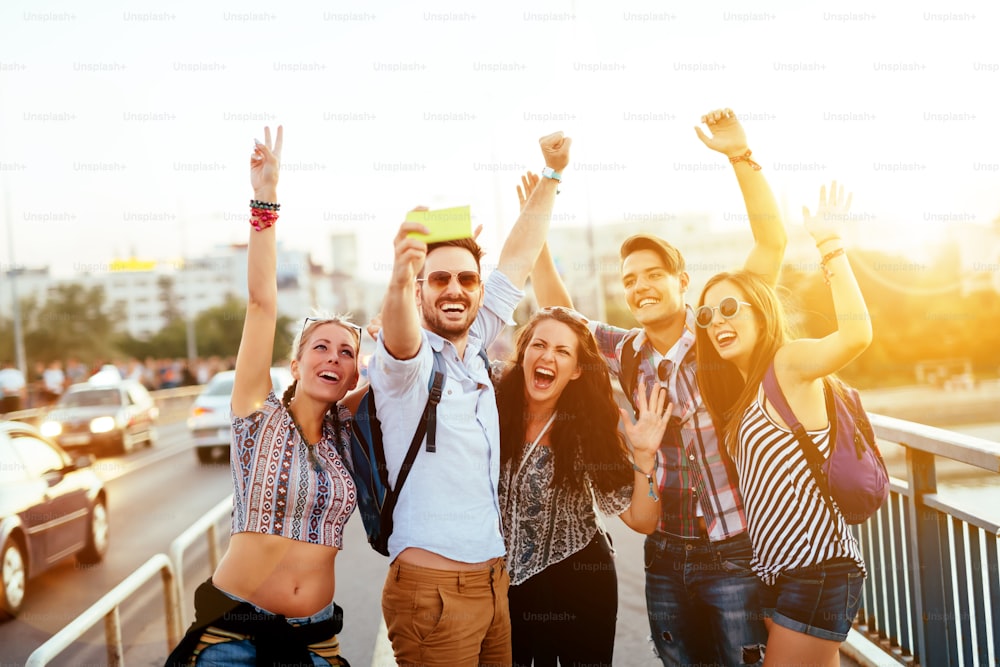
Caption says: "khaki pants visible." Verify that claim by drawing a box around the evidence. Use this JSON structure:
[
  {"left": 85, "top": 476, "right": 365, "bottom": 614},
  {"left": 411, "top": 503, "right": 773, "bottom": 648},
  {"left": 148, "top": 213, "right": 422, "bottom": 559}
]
[{"left": 382, "top": 558, "right": 511, "bottom": 667}]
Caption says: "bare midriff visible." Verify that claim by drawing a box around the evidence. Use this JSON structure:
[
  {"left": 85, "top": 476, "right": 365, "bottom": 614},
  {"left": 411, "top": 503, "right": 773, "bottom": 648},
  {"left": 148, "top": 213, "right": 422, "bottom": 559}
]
[
  {"left": 212, "top": 532, "right": 339, "bottom": 617},
  {"left": 396, "top": 546, "right": 497, "bottom": 571}
]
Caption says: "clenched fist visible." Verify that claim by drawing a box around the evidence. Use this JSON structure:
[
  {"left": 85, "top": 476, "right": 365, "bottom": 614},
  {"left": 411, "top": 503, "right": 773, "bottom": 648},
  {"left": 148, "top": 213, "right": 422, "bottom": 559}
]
[{"left": 539, "top": 131, "right": 571, "bottom": 172}]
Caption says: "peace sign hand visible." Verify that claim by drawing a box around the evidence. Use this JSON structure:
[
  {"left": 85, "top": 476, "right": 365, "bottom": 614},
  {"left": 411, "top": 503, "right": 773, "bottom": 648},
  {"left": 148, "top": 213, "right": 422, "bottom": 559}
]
[{"left": 250, "top": 125, "right": 283, "bottom": 198}]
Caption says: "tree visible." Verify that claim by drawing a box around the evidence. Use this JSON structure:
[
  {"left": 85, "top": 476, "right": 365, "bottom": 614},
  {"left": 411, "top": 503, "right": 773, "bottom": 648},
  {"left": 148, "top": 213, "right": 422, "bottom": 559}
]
[
  {"left": 22, "top": 284, "right": 122, "bottom": 364},
  {"left": 116, "top": 295, "right": 293, "bottom": 364}
]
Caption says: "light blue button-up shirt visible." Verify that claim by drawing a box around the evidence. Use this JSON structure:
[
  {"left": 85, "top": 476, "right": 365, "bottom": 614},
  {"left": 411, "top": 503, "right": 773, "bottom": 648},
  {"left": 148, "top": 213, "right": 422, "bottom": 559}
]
[{"left": 368, "top": 270, "right": 523, "bottom": 563}]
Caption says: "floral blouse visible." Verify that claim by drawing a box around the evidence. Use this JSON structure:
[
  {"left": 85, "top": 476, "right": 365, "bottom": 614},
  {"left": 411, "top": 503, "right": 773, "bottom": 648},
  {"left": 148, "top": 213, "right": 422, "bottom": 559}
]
[{"left": 500, "top": 442, "right": 632, "bottom": 586}]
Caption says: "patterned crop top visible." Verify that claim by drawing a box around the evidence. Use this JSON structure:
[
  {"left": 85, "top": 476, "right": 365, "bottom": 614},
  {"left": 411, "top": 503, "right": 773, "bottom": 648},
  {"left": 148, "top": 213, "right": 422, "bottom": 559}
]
[{"left": 230, "top": 391, "right": 357, "bottom": 549}]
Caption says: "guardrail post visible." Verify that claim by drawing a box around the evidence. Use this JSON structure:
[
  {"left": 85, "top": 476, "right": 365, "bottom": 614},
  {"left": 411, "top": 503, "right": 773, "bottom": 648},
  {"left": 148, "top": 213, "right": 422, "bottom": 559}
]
[
  {"left": 907, "top": 447, "right": 949, "bottom": 666},
  {"left": 104, "top": 608, "right": 123, "bottom": 667},
  {"left": 162, "top": 558, "right": 182, "bottom": 648}
]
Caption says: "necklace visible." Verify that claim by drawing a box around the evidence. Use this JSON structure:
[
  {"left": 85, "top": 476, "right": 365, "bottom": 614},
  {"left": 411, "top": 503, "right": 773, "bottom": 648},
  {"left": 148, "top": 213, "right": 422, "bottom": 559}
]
[{"left": 283, "top": 394, "right": 325, "bottom": 473}]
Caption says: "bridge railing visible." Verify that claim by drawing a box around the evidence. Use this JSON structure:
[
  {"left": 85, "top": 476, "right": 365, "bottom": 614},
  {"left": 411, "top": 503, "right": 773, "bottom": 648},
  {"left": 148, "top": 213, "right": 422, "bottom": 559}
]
[
  {"left": 25, "top": 553, "right": 181, "bottom": 667},
  {"left": 851, "top": 415, "right": 1000, "bottom": 667}
]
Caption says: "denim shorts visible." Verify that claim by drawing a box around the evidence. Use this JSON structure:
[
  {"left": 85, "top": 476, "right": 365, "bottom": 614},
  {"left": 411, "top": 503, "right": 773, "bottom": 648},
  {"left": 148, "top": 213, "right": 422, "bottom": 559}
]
[{"left": 761, "top": 558, "right": 865, "bottom": 642}]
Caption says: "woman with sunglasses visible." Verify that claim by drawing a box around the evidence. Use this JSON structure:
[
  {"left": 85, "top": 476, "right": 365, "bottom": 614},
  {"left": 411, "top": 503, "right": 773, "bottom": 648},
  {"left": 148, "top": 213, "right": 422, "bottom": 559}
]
[
  {"left": 695, "top": 182, "right": 871, "bottom": 665},
  {"left": 167, "top": 127, "right": 359, "bottom": 667}
]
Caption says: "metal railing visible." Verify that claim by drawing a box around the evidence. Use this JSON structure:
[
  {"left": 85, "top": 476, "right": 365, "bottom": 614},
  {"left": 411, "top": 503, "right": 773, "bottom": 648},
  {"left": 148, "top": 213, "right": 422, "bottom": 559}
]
[
  {"left": 25, "top": 553, "right": 181, "bottom": 667},
  {"left": 850, "top": 415, "right": 1000, "bottom": 666},
  {"left": 168, "top": 494, "right": 233, "bottom": 628}
]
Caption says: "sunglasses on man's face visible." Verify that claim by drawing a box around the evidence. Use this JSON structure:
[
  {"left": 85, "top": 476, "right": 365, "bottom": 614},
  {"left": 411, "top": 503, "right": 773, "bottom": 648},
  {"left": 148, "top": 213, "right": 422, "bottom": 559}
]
[
  {"left": 417, "top": 270, "right": 482, "bottom": 291},
  {"left": 695, "top": 296, "right": 753, "bottom": 328}
]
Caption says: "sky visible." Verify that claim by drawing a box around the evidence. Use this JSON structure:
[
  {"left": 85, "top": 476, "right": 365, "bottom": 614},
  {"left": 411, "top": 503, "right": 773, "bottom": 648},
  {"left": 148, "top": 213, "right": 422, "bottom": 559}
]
[{"left": 1, "top": 0, "right": 998, "bottom": 283}]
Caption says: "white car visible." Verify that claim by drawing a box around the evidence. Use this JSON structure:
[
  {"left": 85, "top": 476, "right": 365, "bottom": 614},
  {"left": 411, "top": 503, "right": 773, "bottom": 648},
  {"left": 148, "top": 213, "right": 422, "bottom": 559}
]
[{"left": 187, "top": 368, "right": 293, "bottom": 463}]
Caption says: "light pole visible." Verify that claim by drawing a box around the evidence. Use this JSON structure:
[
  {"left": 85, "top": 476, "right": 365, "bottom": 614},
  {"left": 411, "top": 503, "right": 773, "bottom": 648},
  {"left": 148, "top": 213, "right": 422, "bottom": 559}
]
[{"left": 4, "top": 187, "right": 27, "bottom": 376}]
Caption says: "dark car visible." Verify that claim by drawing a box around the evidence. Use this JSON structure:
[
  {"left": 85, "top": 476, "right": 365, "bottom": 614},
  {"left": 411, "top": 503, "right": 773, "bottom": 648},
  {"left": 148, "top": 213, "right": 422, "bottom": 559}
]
[
  {"left": 40, "top": 380, "right": 159, "bottom": 456},
  {"left": 0, "top": 421, "right": 109, "bottom": 619}
]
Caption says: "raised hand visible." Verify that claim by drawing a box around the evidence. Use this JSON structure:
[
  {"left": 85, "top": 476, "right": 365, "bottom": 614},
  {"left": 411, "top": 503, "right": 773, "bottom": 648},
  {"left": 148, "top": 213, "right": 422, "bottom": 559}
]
[
  {"left": 694, "top": 108, "right": 748, "bottom": 158},
  {"left": 391, "top": 212, "right": 430, "bottom": 288},
  {"left": 366, "top": 311, "right": 383, "bottom": 341},
  {"left": 250, "top": 125, "right": 282, "bottom": 198},
  {"left": 621, "top": 384, "right": 671, "bottom": 467},
  {"left": 539, "top": 132, "right": 571, "bottom": 172},
  {"left": 517, "top": 171, "right": 540, "bottom": 211},
  {"left": 803, "top": 181, "right": 852, "bottom": 245}
]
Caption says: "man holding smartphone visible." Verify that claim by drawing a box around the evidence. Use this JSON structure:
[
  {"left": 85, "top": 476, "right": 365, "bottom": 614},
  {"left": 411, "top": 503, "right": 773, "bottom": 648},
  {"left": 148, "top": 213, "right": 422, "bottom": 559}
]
[{"left": 369, "top": 132, "right": 571, "bottom": 666}]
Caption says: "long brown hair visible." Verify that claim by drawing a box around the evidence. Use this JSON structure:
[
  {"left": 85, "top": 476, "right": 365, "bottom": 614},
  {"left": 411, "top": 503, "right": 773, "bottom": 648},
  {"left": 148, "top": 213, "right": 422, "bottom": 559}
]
[
  {"left": 695, "top": 271, "right": 792, "bottom": 457},
  {"left": 496, "top": 309, "right": 632, "bottom": 494}
]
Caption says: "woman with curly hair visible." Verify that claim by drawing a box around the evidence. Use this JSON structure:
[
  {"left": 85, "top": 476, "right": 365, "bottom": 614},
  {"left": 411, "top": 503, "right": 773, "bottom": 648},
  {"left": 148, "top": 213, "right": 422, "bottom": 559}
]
[{"left": 497, "top": 305, "right": 668, "bottom": 666}]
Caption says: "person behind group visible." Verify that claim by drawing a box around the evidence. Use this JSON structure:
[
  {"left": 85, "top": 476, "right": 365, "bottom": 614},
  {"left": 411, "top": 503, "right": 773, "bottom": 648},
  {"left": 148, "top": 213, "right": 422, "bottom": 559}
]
[
  {"left": 369, "top": 131, "right": 571, "bottom": 666},
  {"left": 42, "top": 360, "right": 66, "bottom": 404},
  {"left": 496, "top": 302, "right": 669, "bottom": 666},
  {"left": 0, "top": 360, "right": 27, "bottom": 414},
  {"left": 696, "top": 182, "right": 870, "bottom": 665},
  {"left": 166, "top": 126, "right": 358, "bottom": 667},
  {"left": 530, "top": 108, "right": 784, "bottom": 666}
]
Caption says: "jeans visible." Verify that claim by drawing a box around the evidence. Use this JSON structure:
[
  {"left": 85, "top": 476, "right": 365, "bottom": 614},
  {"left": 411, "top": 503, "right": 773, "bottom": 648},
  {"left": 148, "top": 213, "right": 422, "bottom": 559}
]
[
  {"left": 195, "top": 591, "right": 347, "bottom": 666},
  {"left": 644, "top": 531, "right": 767, "bottom": 666},
  {"left": 762, "top": 558, "right": 865, "bottom": 642}
]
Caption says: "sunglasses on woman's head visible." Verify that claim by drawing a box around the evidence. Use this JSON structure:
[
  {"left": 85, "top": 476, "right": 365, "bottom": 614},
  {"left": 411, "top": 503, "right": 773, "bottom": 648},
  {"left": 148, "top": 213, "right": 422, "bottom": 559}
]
[
  {"left": 695, "top": 297, "right": 753, "bottom": 328},
  {"left": 302, "top": 317, "right": 363, "bottom": 338},
  {"left": 417, "top": 270, "right": 482, "bottom": 291}
]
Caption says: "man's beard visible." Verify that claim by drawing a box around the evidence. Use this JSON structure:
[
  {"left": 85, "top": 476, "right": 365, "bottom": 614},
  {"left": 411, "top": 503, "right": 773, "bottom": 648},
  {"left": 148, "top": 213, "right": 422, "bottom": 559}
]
[{"left": 420, "top": 294, "right": 476, "bottom": 341}]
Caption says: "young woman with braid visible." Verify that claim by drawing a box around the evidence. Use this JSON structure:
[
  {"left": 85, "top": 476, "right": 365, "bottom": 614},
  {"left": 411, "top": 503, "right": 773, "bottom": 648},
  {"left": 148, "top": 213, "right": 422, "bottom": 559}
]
[
  {"left": 167, "top": 127, "right": 360, "bottom": 666},
  {"left": 695, "top": 182, "right": 871, "bottom": 665}
]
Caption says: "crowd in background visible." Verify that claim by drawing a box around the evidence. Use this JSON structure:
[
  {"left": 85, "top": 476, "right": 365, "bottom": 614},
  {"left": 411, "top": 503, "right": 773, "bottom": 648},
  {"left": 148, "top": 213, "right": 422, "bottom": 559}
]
[{"left": 0, "top": 355, "right": 237, "bottom": 413}]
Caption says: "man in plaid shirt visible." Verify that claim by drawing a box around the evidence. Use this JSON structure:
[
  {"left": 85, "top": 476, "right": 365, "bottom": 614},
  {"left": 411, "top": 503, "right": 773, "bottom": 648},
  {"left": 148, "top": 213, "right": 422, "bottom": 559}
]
[{"left": 531, "top": 108, "right": 786, "bottom": 666}]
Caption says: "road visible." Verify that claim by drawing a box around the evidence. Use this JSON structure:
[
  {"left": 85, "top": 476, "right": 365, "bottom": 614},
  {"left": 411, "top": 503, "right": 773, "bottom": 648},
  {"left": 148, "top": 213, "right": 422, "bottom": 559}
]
[{"left": 6, "top": 408, "right": 987, "bottom": 665}]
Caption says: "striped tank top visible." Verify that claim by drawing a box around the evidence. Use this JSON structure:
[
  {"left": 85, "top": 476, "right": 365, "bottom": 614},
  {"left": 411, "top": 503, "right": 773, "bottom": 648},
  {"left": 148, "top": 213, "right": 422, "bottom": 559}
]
[{"left": 736, "top": 386, "right": 865, "bottom": 586}]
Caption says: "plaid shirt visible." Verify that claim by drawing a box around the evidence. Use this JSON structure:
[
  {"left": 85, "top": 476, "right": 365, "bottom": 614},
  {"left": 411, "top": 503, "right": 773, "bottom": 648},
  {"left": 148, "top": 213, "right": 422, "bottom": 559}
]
[{"left": 591, "top": 308, "right": 747, "bottom": 541}]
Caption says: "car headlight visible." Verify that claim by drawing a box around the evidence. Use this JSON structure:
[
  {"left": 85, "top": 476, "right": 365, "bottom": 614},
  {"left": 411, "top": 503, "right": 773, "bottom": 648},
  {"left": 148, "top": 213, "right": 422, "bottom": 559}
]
[
  {"left": 41, "top": 421, "right": 62, "bottom": 437},
  {"left": 90, "top": 416, "right": 117, "bottom": 433}
]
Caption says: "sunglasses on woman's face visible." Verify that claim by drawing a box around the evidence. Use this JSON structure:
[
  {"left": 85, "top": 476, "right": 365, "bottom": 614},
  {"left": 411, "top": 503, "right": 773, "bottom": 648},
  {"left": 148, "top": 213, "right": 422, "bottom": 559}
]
[
  {"left": 695, "top": 296, "right": 753, "bottom": 328},
  {"left": 417, "top": 270, "right": 482, "bottom": 291}
]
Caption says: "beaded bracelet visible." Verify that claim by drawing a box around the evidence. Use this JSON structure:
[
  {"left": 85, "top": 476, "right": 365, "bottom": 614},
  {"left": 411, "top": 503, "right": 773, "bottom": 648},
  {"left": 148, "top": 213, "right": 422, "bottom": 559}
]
[
  {"left": 728, "top": 149, "right": 762, "bottom": 171},
  {"left": 250, "top": 199, "right": 280, "bottom": 211},
  {"left": 820, "top": 247, "right": 845, "bottom": 285},
  {"left": 632, "top": 459, "right": 660, "bottom": 501},
  {"left": 250, "top": 208, "right": 278, "bottom": 232}
]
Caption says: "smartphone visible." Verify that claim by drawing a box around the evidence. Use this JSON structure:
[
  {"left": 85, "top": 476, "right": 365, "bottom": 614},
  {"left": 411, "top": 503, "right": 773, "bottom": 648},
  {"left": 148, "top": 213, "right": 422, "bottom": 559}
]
[{"left": 405, "top": 206, "right": 472, "bottom": 243}]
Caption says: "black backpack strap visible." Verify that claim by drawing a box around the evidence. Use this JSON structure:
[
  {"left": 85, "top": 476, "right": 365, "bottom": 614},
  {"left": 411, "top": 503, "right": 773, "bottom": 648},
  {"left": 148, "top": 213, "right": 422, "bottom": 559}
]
[
  {"left": 378, "top": 349, "right": 446, "bottom": 537},
  {"left": 618, "top": 331, "right": 641, "bottom": 417},
  {"left": 761, "top": 362, "right": 841, "bottom": 526},
  {"left": 424, "top": 350, "right": 446, "bottom": 453}
]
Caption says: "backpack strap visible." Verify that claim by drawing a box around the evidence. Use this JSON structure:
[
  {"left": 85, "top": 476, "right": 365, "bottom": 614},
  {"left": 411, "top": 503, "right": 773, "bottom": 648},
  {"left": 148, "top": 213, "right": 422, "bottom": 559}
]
[
  {"left": 618, "top": 331, "right": 642, "bottom": 417},
  {"left": 377, "top": 349, "right": 446, "bottom": 540},
  {"left": 761, "top": 362, "right": 841, "bottom": 525},
  {"left": 423, "top": 349, "right": 446, "bottom": 453}
]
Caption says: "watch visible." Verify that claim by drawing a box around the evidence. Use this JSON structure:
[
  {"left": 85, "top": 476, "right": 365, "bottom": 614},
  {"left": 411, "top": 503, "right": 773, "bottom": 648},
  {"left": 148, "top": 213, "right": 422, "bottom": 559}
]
[{"left": 541, "top": 166, "right": 562, "bottom": 181}]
